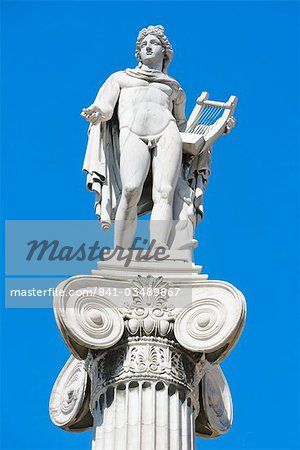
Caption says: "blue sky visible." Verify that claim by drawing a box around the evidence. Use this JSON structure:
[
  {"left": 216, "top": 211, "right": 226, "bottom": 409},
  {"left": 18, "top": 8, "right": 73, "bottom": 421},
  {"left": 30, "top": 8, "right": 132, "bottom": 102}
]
[{"left": 1, "top": 1, "right": 300, "bottom": 449}]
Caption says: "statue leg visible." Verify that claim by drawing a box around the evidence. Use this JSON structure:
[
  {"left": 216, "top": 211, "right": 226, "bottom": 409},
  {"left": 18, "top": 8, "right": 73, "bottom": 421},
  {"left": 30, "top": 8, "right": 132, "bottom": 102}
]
[
  {"left": 114, "top": 128, "right": 151, "bottom": 248},
  {"left": 150, "top": 122, "right": 182, "bottom": 246}
]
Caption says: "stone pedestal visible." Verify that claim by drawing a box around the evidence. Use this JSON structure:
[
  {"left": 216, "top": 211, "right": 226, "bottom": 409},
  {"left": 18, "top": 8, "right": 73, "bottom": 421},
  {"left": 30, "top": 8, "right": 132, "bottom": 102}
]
[{"left": 50, "top": 256, "right": 246, "bottom": 449}]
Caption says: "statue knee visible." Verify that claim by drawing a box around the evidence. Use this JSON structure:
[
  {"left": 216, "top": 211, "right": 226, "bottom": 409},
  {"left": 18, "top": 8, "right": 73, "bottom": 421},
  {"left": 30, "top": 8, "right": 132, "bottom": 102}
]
[
  {"left": 123, "top": 184, "right": 141, "bottom": 203},
  {"left": 153, "top": 184, "right": 173, "bottom": 203}
]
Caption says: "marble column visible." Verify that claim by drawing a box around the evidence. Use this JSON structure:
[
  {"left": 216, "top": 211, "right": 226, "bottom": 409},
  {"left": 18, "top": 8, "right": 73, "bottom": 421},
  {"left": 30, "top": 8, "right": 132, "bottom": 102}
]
[{"left": 50, "top": 258, "right": 246, "bottom": 449}]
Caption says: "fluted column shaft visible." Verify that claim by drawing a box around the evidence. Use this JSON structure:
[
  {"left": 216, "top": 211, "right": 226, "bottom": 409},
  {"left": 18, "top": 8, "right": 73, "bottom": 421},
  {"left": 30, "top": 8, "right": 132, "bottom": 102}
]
[
  {"left": 87, "top": 335, "right": 201, "bottom": 450},
  {"left": 92, "top": 381, "right": 195, "bottom": 450}
]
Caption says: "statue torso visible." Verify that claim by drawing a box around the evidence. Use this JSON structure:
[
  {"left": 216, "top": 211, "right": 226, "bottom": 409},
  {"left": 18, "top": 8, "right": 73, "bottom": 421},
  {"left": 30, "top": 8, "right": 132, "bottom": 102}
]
[{"left": 116, "top": 71, "right": 177, "bottom": 137}]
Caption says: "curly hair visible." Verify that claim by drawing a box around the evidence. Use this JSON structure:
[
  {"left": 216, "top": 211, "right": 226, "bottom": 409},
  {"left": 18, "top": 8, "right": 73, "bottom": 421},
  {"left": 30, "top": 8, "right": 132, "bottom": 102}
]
[{"left": 135, "top": 25, "right": 173, "bottom": 73}]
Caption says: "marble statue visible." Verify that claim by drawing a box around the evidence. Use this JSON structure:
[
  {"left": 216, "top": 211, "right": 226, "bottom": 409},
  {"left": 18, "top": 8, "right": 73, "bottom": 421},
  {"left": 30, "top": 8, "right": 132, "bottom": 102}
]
[
  {"left": 81, "top": 25, "right": 236, "bottom": 254},
  {"left": 50, "top": 25, "right": 245, "bottom": 450}
]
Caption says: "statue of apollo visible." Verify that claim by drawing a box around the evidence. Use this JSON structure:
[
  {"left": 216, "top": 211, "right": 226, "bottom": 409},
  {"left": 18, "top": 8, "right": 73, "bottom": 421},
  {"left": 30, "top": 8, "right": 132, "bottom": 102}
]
[{"left": 81, "top": 25, "right": 236, "bottom": 256}]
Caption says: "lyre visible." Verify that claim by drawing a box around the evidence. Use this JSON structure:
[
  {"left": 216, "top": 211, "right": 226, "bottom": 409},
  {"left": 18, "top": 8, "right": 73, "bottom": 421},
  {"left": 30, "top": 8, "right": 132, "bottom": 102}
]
[{"left": 181, "top": 92, "right": 238, "bottom": 155}]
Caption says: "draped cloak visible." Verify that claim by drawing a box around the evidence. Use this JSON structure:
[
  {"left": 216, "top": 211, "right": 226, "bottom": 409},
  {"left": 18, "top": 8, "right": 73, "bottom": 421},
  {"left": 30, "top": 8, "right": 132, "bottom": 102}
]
[{"left": 83, "top": 68, "right": 211, "bottom": 229}]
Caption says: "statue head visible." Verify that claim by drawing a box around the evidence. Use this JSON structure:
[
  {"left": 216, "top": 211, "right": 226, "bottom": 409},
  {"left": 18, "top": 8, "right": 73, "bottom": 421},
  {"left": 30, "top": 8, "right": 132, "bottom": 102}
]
[{"left": 135, "top": 25, "right": 173, "bottom": 73}]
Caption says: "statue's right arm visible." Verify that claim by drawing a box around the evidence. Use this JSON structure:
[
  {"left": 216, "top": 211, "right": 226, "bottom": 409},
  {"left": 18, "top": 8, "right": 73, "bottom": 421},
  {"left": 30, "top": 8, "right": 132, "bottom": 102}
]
[
  {"left": 81, "top": 72, "right": 121, "bottom": 125},
  {"left": 93, "top": 73, "right": 121, "bottom": 121}
]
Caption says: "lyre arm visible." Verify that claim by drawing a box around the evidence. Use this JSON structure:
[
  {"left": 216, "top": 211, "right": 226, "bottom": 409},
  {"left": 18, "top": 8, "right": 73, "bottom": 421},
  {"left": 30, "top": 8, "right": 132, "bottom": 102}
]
[
  {"left": 202, "top": 97, "right": 236, "bottom": 110},
  {"left": 202, "top": 95, "right": 238, "bottom": 146},
  {"left": 186, "top": 92, "right": 209, "bottom": 131}
]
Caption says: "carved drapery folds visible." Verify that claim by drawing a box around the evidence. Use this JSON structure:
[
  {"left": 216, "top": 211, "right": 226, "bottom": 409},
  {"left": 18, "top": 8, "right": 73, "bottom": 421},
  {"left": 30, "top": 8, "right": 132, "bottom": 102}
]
[{"left": 50, "top": 272, "right": 246, "bottom": 449}]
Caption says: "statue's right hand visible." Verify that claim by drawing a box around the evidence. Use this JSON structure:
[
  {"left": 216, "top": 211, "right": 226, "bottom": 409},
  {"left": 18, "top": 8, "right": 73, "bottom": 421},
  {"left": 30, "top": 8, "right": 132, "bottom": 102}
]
[{"left": 80, "top": 105, "right": 104, "bottom": 125}]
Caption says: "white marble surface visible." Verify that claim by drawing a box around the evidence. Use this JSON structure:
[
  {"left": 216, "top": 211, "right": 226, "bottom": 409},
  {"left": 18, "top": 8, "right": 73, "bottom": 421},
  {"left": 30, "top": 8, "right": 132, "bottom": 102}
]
[
  {"left": 50, "top": 256, "right": 246, "bottom": 449},
  {"left": 50, "top": 24, "right": 244, "bottom": 450},
  {"left": 81, "top": 25, "right": 237, "bottom": 255}
]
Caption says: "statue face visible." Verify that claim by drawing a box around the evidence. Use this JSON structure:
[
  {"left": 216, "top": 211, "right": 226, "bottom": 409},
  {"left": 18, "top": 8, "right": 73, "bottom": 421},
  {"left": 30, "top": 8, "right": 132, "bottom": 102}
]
[{"left": 140, "top": 34, "right": 164, "bottom": 66}]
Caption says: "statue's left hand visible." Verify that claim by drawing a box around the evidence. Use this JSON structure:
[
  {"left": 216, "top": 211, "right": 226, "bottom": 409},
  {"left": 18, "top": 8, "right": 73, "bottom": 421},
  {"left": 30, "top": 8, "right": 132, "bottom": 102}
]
[{"left": 224, "top": 117, "right": 236, "bottom": 134}]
